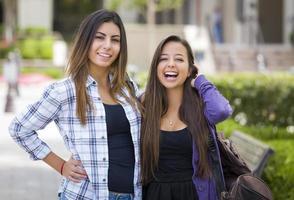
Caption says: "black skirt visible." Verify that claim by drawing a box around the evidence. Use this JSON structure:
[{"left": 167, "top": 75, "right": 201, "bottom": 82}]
[{"left": 143, "top": 171, "right": 198, "bottom": 200}]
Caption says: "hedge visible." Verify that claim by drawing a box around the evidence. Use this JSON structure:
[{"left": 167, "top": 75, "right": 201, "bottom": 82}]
[{"left": 211, "top": 73, "right": 294, "bottom": 127}]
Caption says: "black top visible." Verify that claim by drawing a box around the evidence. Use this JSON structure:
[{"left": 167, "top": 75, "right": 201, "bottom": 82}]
[
  {"left": 103, "top": 103, "right": 135, "bottom": 193},
  {"left": 156, "top": 128, "right": 193, "bottom": 175}
]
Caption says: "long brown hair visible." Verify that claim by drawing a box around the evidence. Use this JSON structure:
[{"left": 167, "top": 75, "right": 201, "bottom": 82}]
[
  {"left": 66, "top": 9, "right": 139, "bottom": 124},
  {"left": 141, "top": 35, "right": 210, "bottom": 184}
]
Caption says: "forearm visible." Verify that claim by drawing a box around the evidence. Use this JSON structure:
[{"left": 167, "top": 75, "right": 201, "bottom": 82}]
[{"left": 43, "top": 151, "right": 65, "bottom": 175}]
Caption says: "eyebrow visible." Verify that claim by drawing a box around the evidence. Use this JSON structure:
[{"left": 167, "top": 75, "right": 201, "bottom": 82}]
[
  {"left": 96, "top": 31, "right": 120, "bottom": 38},
  {"left": 160, "top": 53, "right": 184, "bottom": 57}
]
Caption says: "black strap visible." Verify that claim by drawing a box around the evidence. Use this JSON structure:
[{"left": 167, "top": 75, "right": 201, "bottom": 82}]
[{"left": 208, "top": 131, "right": 227, "bottom": 198}]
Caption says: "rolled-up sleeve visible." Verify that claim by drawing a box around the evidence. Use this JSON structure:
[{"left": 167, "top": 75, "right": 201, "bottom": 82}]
[
  {"left": 194, "top": 75, "right": 233, "bottom": 124},
  {"left": 8, "top": 83, "right": 62, "bottom": 160}
]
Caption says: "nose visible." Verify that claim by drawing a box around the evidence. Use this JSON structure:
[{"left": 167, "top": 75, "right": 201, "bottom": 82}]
[
  {"left": 103, "top": 38, "right": 112, "bottom": 49},
  {"left": 167, "top": 58, "right": 175, "bottom": 68}
]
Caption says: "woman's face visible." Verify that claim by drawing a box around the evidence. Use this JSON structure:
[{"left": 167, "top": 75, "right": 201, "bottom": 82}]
[
  {"left": 88, "top": 22, "right": 121, "bottom": 70},
  {"left": 157, "top": 41, "right": 190, "bottom": 89}
]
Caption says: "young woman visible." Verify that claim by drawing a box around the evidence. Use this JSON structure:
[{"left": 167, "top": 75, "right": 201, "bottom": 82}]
[
  {"left": 141, "top": 35, "right": 232, "bottom": 200},
  {"left": 9, "top": 10, "right": 142, "bottom": 200}
]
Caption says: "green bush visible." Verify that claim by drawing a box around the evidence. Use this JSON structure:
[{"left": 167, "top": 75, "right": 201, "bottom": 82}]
[
  {"left": 132, "top": 71, "right": 148, "bottom": 89},
  {"left": 17, "top": 27, "right": 54, "bottom": 59},
  {"left": 264, "top": 140, "right": 294, "bottom": 200},
  {"left": 39, "top": 36, "right": 54, "bottom": 59},
  {"left": 19, "top": 38, "right": 39, "bottom": 59},
  {"left": 21, "top": 67, "right": 64, "bottom": 79},
  {"left": 211, "top": 73, "right": 294, "bottom": 127},
  {"left": 23, "top": 27, "right": 48, "bottom": 37},
  {"left": 217, "top": 119, "right": 294, "bottom": 140},
  {"left": 19, "top": 36, "right": 54, "bottom": 59},
  {"left": 0, "top": 43, "right": 15, "bottom": 58}
]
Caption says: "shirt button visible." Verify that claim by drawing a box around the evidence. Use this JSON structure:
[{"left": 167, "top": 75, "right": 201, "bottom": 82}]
[
  {"left": 98, "top": 97, "right": 101, "bottom": 100},
  {"left": 103, "top": 178, "right": 106, "bottom": 182},
  {"left": 92, "top": 81, "right": 96, "bottom": 85},
  {"left": 103, "top": 157, "right": 106, "bottom": 161},
  {"left": 101, "top": 136, "right": 105, "bottom": 139}
]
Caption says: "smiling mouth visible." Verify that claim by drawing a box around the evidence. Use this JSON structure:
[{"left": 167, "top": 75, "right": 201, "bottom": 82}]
[
  {"left": 164, "top": 72, "right": 178, "bottom": 78},
  {"left": 97, "top": 52, "right": 112, "bottom": 58}
]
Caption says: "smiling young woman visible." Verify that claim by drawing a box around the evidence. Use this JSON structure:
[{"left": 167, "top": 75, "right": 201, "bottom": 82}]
[
  {"left": 9, "top": 9, "right": 142, "bottom": 200},
  {"left": 141, "top": 35, "right": 233, "bottom": 200}
]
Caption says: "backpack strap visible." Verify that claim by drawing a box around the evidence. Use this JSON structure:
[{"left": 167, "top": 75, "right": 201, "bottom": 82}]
[{"left": 208, "top": 130, "right": 227, "bottom": 198}]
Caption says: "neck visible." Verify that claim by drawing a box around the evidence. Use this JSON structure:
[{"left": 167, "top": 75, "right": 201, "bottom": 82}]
[
  {"left": 89, "top": 65, "right": 110, "bottom": 87},
  {"left": 165, "top": 86, "right": 183, "bottom": 115},
  {"left": 161, "top": 86, "right": 186, "bottom": 130}
]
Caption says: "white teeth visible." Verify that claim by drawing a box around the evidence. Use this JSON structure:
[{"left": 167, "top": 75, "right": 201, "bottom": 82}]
[
  {"left": 164, "top": 72, "right": 178, "bottom": 76},
  {"left": 98, "top": 53, "right": 111, "bottom": 58}
]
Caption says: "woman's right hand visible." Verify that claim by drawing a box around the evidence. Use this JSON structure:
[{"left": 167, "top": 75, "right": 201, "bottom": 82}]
[{"left": 62, "top": 157, "right": 88, "bottom": 183}]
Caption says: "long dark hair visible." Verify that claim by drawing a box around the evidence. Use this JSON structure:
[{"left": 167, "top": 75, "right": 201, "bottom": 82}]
[
  {"left": 141, "top": 35, "right": 210, "bottom": 184},
  {"left": 66, "top": 9, "right": 138, "bottom": 124}
]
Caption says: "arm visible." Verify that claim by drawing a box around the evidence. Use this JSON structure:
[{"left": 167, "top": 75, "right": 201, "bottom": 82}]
[
  {"left": 9, "top": 83, "right": 87, "bottom": 181},
  {"left": 192, "top": 74, "right": 233, "bottom": 124},
  {"left": 8, "top": 83, "right": 61, "bottom": 160}
]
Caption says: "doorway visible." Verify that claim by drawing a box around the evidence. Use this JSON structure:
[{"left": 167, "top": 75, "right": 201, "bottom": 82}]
[{"left": 258, "top": 0, "right": 283, "bottom": 43}]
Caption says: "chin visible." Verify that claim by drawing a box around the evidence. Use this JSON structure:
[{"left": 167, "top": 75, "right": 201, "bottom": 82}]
[{"left": 96, "top": 62, "right": 112, "bottom": 68}]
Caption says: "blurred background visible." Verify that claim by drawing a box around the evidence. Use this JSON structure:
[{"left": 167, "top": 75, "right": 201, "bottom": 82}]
[{"left": 0, "top": 0, "right": 293, "bottom": 199}]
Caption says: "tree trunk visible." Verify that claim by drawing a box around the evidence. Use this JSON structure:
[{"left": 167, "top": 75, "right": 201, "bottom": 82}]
[
  {"left": 147, "top": 0, "right": 156, "bottom": 25},
  {"left": 147, "top": 0, "right": 156, "bottom": 66},
  {"left": 4, "top": 0, "right": 17, "bottom": 44}
]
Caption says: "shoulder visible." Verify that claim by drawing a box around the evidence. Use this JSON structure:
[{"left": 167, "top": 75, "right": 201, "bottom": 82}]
[{"left": 42, "top": 77, "right": 75, "bottom": 101}]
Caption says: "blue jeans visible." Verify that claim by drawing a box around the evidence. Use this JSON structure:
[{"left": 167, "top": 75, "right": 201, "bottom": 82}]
[
  {"left": 58, "top": 192, "right": 68, "bottom": 200},
  {"left": 109, "top": 191, "right": 133, "bottom": 200}
]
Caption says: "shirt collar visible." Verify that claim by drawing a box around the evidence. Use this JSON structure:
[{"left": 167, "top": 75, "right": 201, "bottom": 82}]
[
  {"left": 86, "top": 75, "right": 97, "bottom": 88},
  {"left": 86, "top": 74, "right": 114, "bottom": 88}
]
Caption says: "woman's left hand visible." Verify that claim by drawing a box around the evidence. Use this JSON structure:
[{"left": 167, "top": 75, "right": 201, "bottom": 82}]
[
  {"left": 62, "top": 157, "right": 88, "bottom": 183},
  {"left": 191, "top": 78, "right": 196, "bottom": 88},
  {"left": 191, "top": 64, "right": 199, "bottom": 87}
]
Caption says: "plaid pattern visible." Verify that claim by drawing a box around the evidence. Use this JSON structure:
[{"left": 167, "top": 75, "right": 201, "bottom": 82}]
[{"left": 9, "top": 75, "right": 142, "bottom": 200}]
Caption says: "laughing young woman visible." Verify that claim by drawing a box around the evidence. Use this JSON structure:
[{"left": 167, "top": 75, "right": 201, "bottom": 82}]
[
  {"left": 141, "top": 35, "right": 232, "bottom": 200},
  {"left": 9, "top": 10, "right": 142, "bottom": 200}
]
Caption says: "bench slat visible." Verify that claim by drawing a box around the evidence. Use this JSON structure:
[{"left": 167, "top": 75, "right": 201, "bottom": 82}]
[{"left": 229, "top": 130, "right": 274, "bottom": 177}]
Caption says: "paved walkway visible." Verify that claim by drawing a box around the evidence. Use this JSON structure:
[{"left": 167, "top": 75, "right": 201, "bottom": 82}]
[{"left": 0, "top": 77, "right": 70, "bottom": 200}]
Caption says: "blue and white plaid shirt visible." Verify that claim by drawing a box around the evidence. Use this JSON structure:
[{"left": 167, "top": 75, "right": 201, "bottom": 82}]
[{"left": 9, "top": 75, "right": 142, "bottom": 200}]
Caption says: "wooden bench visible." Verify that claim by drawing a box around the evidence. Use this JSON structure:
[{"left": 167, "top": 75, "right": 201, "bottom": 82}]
[{"left": 229, "top": 130, "right": 274, "bottom": 177}]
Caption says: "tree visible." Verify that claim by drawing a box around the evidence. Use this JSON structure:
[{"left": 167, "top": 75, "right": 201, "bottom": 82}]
[
  {"left": 3, "top": 0, "right": 17, "bottom": 44},
  {"left": 106, "top": 0, "right": 184, "bottom": 24}
]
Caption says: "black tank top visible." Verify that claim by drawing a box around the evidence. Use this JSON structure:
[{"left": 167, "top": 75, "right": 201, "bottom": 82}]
[
  {"left": 156, "top": 128, "right": 193, "bottom": 174},
  {"left": 103, "top": 103, "right": 134, "bottom": 193}
]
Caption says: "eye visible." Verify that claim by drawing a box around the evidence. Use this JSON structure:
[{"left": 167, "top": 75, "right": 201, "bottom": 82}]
[
  {"left": 175, "top": 58, "right": 184, "bottom": 62},
  {"left": 95, "top": 35, "right": 104, "bottom": 40},
  {"left": 159, "top": 57, "right": 168, "bottom": 62},
  {"left": 112, "top": 38, "right": 120, "bottom": 43}
]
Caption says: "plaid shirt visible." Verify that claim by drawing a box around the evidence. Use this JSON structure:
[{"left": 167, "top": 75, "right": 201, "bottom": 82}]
[{"left": 9, "top": 75, "right": 142, "bottom": 200}]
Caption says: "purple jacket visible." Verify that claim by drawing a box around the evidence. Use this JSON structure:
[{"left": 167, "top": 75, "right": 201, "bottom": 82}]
[{"left": 192, "top": 75, "right": 233, "bottom": 200}]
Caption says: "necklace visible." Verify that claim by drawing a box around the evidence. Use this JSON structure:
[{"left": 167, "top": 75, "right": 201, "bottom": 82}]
[{"left": 166, "top": 118, "right": 174, "bottom": 126}]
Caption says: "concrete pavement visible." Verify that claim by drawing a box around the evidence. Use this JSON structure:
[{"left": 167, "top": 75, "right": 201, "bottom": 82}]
[{"left": 0, "top": 79, "right": 70, "bottom": 200}]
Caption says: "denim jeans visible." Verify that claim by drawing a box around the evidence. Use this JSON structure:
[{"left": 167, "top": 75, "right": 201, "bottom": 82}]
[
  {"left": 58, "top": 191, "right": 133, "bottom": 200},
  {"left": 109, "top": 191, "right": 134, "bottom": 200},
  {"left": 58, "top": 192, "right": 68, "bottom": 200}
]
